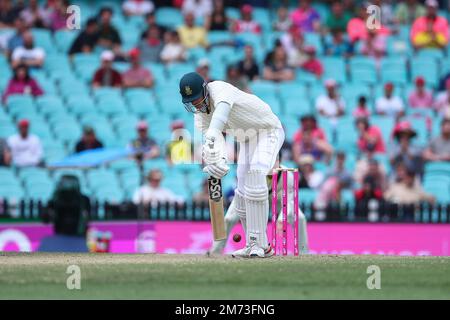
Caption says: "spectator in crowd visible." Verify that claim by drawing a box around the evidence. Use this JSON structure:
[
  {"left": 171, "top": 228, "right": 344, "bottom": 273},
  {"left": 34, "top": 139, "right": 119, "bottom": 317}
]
[
  {"left": 438, "top": 72, "right": 450, "bottom": 92},
  {"left": 423, "top": 118, "right": 450, "bottom": 162},
  {"left": 2, "top": 64, "right": 43, "bottom": 103},
  {"left": 205, "top": 0, "right": 228, "bottom": 31},
  {"left": 292, "top": 127, "right": 333, "bottom": 163},
  {"left": 7, "top": 119, "right": 43, "bottom": 167},
  {"left": 395, "top": 0, "right": 425, "bottom": 25},
  {"left": 75, "top": 126, "right": 103, "bottom": 153},
  {"left": 301, "top": 45, "right": 323, "bottom": 78},
  {"left": 354, "top": 147, "right": 387, "bottom": 189},
  {"left": 375, "top": 82, "right": 405, "bottom": 118},
  {"left": 325, "top": 1, "right": 351, "bottom": 33},
  {"left": 140, "top": 12, "right": 167, "bottom": 40},
  {"left": 355, "top": 117, "right": 386, "bottom": 154},
  {"left": 434, "top": 79, "right": 450, "bottom": 118},
  {"left": 263, "top": 46, "right": 294, "bottom": 82},
  {"left": 69, "top": 18, "right": 99, "bottom": 55},
  {"left": 282, "top": 28, "right": 308, "bottom": 68},
  {"left": 323, "top": 151, "right": 353, "bottom": 186},
  {"left": 352, "top": 96, "right": 371, "bottom": 118},
  {"left": 123, "top": 48, "right": 154, "bottom": 89},
  {"left": 292, "top": 114, "right": 327, "bottom": 143},
  {"left": 315, "top": 79, "right": 345, "bottom": 119},
  {"left": 354, "top": 175, "right": 384, "bottom": 202},
  {"left": 92, "top": 51, "right": 123, "bottom": 88},
  {"left": 384, "top": 168, "right": 434, "bottom": 205},
  {"left": 193, "top": 179, "right": 210, "bottom": 204},
  {"left": 97, "top": 7, "right": 122, "bottom": 52},
  {"left": 273, "top": 6, "right": 291, "bottom": 32},
  {"left": 7, "top": 17, "right": 28, "bottom": 55},
  {"left": 122, "top": 0, "right": 154, "bottom": 17},
  {"left": 20, "top": 0, "right": 50, "bottom": 28},
  {"left": 372, "top": 0, "right": 395, "bottom": 27},
  {"left": 324, "top": 29, "right": 354, "bottom": 57},
  {"left": 160, "top": 31, "right": 186, "bottom": 64},
  {"left": 231, "top": 4, "right": 261, "bottom": 34},
  {"left": 178, "top": 12, "right": 209, "bottom": 48},
  {"left": 196, "top": 58, "right": 213, "bottom": 82},
  {"left": 129, "top": 120, "right": 160, "bottom": 160},
  {"left": 225, "top": 64, "right": 248, "bottom": 92},
  {"left": 166, "top": 120, "right": 191, "bottom": 165},
  {"left": 237, "top": 45, "right": 259, "bottom": 81},
  {"left": 0, "top": 0, "right": 20, "bottom": 28},
  {"left": 360, "top": 28, "right": 387, "bottom": 62},
  {"left": 316, "top": 151, "right": 353, "bottom": 207},
  {"left": 139, "top": 25, "right": 163, "bottom": 63},
  {"left": 411, "top": 0, "right": 448, "bottom": 49},
  {"left": 297, "top": 154, "right": 324, "bottom": 189},
  {"left": 182, "top": 0, "right": 212, "bottom": 20},
  {"left": 0, "top": 138, "right": 11, "bottom": 166},
  {"left": 389, "top": 121, "right": 423, "bottom": 177},
  {"left": 49, "top": 0, "right": 70, "bottom": 31},
  {"left": 408, "top": 76, "right": 434, "bottom": 109},
  {"left": 347, "top": 3, "right": 390, "bottom": 43},
  {"left": 290, "top": 0, "right": 321, "bottom": 33},
  {"left": 362, "top": 158, "right": 387, "bottom": 191},
  {"left": 11, "top": 31, "right": 45, "bottom": 69},
  {"left": 132, "top": 169, "right": 184, "bottom": 207}
]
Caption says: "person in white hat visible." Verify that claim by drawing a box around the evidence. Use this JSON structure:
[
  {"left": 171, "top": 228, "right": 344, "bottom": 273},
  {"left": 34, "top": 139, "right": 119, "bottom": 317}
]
[{"left": 92, "top": 50, "right": 123, "bottom": 88}]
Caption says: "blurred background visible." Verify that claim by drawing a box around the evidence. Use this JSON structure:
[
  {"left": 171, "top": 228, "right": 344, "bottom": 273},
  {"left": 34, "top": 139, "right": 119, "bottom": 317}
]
[{"left": 0, "top": 0, "right": 449, "bottom": 254}]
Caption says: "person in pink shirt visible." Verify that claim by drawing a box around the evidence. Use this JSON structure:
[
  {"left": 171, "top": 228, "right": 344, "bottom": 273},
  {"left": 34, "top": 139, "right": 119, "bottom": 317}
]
[
  {"left": 231, "top": 4, "right": 261, "bottom": 34},
  {"left": 122, "top": 48, "right": 154, "bottom": 89},
  {"left": 49, "top": 0, "right": 69, "bottom": 31},
  {"left": 301, "top": 46, "right": 323, "bottom": 78},
  {"left": 408, "top": 76, "right": 434, "bottom": 109},
  {"left": 2, "top": 64, "right": 43, "bottom": 104},
  {"left": 411, "top": 0, "right": 449, "bottom": 49},
  {"left": 353, "top": 96, "right": 371, "bottom": 118},
  {"left": 356, "top": 117, "right": 386, "bottom": 154},
  {"left": 290, "top": 0, "right": 321, "bottom": 33},
  {"left": 347, "top": 4, "right": 390, "bottom": 43},
  {"left": 292, "top": 114, "right": 327, "bottom": 144}
]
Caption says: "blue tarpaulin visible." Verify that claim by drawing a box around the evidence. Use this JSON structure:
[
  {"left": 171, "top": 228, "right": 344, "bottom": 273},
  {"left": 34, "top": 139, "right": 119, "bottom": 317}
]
[{"left": 48, "top": 148, "right": 135, "bottom": 169}]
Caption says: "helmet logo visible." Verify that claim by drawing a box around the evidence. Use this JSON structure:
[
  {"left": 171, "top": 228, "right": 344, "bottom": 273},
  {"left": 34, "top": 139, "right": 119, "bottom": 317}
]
[{"left": 184, "top": 86, "right": 193, "bottom": 96}]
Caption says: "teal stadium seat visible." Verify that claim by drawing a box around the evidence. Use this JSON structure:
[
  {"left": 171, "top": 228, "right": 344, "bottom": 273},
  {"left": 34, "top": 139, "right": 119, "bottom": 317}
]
[
  {"left": 54, "top": 30, "right": 80, "bottom": 53},
  {"left": 66, "top": 95, "right": 96, "bottom": 118},
  {"left": 207, "top": 31, "right": 233, "bottom": 45},
  {"left": 155, "top": 7, "right": 183, "bottom": 28},
  {"left": 322, "top": 57, "right": 347, "bottom": 84},
  {"left": 411, "top": 57, "right": 439, "bottom": 88}
]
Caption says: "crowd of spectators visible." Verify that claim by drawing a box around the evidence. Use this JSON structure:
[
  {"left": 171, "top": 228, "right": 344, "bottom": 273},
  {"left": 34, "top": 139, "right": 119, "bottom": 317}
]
[{"left": 1, "top": 0, "right": 450, "bottom": 209}]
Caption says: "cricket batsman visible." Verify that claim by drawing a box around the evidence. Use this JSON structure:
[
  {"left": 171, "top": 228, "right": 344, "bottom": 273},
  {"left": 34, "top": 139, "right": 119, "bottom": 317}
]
[
  {"left": 179, "top": 72, "right": 284, "bottom": 258},
  {"left": 208, "top": 163, "right": 309, "bottom": 255}
]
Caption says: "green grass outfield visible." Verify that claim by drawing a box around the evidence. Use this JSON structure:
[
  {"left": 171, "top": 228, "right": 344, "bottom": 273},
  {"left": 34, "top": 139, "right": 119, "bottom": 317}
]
[{"left": 0, "top": 253, "right": 449, "bottom": 299}]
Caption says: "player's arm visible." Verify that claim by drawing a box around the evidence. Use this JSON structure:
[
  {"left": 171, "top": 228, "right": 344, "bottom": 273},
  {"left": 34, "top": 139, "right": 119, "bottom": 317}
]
[
  {"left": 202, "top": 101, "right": 232, "bottom": 179},
  {"left": 203, "top": 101, "right": 231, "bottom": 164}
]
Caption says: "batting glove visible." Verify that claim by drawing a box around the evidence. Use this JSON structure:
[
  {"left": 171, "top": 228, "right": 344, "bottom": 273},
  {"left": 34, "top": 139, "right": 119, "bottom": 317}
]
[{"left": 203, "top": 158, "right": 229, "bottom": 179}]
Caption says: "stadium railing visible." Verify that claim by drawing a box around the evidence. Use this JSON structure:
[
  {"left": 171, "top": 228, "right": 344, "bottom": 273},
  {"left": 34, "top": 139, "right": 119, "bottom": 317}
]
[{"left": 1, "top": 200, "right": 449, "bottom": 224}]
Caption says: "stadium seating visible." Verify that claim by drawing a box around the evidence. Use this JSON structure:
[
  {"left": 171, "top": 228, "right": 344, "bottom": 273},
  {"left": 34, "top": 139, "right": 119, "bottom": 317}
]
[{"left": 0, "top": 1, "right": 449, "bottom": 208}]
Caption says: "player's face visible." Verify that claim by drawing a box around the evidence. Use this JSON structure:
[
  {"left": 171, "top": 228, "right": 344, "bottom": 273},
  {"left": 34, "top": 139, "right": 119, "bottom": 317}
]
[{"left": 184, "top": 87, "right": 209, "bottom": 114}]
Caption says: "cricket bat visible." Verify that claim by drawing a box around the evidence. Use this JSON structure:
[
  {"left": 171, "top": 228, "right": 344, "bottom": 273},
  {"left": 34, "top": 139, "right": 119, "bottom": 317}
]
[{"left": 208, "top": 177, "right": 227, "bottom": 241}]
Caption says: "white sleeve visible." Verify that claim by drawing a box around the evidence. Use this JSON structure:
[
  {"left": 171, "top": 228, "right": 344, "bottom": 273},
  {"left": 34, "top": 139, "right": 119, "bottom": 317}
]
[
  {"left": 207, "top": 101, "right": 231, "bottom": 135},
  {"left": 11, "top": 48, "right": 22, "bottom": 61}
]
